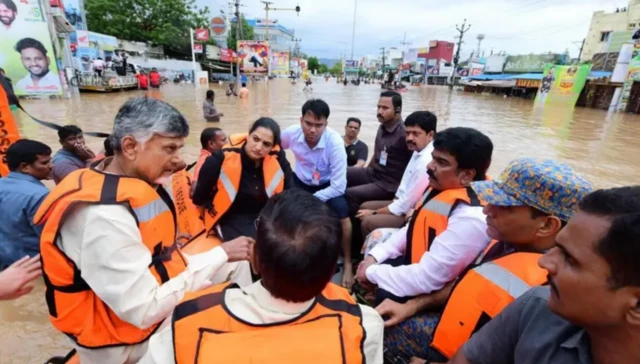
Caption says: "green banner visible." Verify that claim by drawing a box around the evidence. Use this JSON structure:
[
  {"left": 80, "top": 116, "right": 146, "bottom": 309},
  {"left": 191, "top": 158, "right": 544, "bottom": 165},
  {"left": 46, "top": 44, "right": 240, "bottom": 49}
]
[
  {"left": 618, "top": 42, "right": 640, "bottom": 112},
  {"left": 504, "top": 54, "right": 562, "bottom": 73},
  {"left": 534, "top": 64, "right": 591, "bottom": 107},
  {"left": 0, "top": 0, "right": 62, "bottom": 96}
]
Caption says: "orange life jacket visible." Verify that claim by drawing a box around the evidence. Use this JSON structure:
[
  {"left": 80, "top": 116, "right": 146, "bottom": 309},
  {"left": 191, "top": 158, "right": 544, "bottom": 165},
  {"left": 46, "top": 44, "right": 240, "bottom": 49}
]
[
  {"left": 164, "top": 169, "right": 205, "bottom": 237},
  {"left": 430, "top": 240, "right": 547, "bottom": 359},
  {"left": 202, "top": 133, "right": 285, "bottom": 234},
  {"left": 405, "top": 186, "right": 486, "bottom": 264},
  {"left": 34, "top": 168, "right": 188, "bottom": 349},
  {"left": 172, "top": 282, "right": 367, "bottom": 364},
  {"left": 0, "top": 82, "right": 21, "bottom": 177}
]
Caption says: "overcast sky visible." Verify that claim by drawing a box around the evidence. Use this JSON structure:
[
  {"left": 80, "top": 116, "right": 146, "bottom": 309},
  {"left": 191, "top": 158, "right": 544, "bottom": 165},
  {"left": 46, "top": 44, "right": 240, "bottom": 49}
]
[{"left": 200, "top": 0, "right": 627, "bottom": 60}]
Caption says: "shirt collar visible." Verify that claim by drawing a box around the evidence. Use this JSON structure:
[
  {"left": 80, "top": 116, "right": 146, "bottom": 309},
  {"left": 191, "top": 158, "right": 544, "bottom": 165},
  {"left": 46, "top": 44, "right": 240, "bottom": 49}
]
[
  {"left": 200, "top": 149, "right": 212, "bottom": 157},
  {"left": 383, "top": 118, "right": 403, "bottom": 133},
  {"left": 6, "top": 171, "right": 44, "bottom": 185},
  {"left": 416, "top": 141, "right": 434, "bottom": 157},
  {"left": 244, "top": 281, "right": 315, "bottom": 315},
  {"left": 344, "top": 137, "right": 359, "bottom": 147},
  {"left": 560, "top": 329, "right": 591, "bottom": 363},
  {"left": 297, "top": 128, "right": 327, "bottom": 150}
]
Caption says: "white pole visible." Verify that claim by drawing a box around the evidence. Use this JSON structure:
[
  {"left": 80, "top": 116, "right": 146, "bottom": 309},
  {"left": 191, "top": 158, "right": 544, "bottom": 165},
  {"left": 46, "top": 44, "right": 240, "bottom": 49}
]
[
  {"left": 266, "top": 6, "right": 271, "bottom": 78},
  {"left": 350, "top": 0, "right": 357, "bottom": 61},
  {"left": 190, "top": 28, "right": 196, "bottom": 76}
]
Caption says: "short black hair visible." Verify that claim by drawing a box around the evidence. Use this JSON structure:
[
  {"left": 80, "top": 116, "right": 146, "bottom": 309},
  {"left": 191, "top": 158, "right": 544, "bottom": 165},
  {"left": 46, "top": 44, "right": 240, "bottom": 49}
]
[
  {"left": 206, "top": 90, "right": 214, "bottom": 99},
  {"left": 242, "top": 82, "right": 247, "bottom": 87},
  {"left": 433, "top": 127, "right": 493, "bottom": 181},
  {"left": 103, "top": 137, "right": 114, "bottom": 157},
  {"left": 15, "top": 38, "right": 47, "bottom": 56},
  {"left": 7, "top": 139, "right": 51, "bottom": 171},
  {"left": 58, "top": 125, "right": 83, "bottom": 141},
  {"left": 380, "top": 90, "right": 402, "bottom": 111},
  {"left": 256, "top": 189, "right": 341, "bottom": 302},
  {"left": 404, "top": 111, "right": 437, "bottom": 134},
  {"left": 346, "top": 117, "right": 361, "bottom": 127},
  {"left": 200, "top": 127, "right": 222, "bottom": 149},
  {"left": 301, "top": 99, "right": 330, "bottom": 120},
  {"left": 0, "top": 0, "right": 17, "bottom": 13},
  {"left": 249, "top": 117, "right": 281, "bottom": 146},
  {"left": 578, "top": 187, "right": 640, "bottom": 288}
]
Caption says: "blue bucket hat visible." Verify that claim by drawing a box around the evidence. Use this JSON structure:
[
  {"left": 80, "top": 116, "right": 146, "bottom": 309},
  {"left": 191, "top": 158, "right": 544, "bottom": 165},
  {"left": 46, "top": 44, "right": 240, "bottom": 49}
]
[{"left": 471, "top": 158, "right": 593, "bottom": 221}]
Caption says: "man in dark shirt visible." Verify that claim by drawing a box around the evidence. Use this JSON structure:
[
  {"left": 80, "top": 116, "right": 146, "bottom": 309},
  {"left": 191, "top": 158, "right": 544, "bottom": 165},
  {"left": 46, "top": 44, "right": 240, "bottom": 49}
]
[
  {"left": 343, "top": 117, "right": 368, "bottom": 167},
  {"left": 449, "top": 186, "right": 640, "bottom": 364},
  {"left": 51, "top": 125, "right": 95, "bottom": 184},
  {"left": 346, "top": 91, "right": 412, "bottom": 214}
]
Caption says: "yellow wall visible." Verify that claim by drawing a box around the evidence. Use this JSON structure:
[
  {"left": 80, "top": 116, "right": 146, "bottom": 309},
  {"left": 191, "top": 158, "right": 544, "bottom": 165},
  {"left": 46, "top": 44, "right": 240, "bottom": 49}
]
[{"left": 582, "top": 1, "right": 639, "bottom": 61}]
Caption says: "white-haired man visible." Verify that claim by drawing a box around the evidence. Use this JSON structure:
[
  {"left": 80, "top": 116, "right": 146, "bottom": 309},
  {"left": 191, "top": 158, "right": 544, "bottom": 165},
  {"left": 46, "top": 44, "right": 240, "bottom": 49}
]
[{"left": 34, "top": 97, "right": 252, "bottom": 364}]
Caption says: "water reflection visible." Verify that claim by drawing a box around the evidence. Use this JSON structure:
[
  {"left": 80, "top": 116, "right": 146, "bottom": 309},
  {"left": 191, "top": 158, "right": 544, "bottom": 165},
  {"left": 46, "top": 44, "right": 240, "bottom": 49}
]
[{"left": 2, "top": 78, "right": 639, "bottom": 362}]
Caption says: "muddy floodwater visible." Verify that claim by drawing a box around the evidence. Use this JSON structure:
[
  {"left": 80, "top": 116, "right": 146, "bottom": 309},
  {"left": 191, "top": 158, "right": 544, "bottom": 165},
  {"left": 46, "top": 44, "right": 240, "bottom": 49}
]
[{"left": 2, "top": 78, "right": 640, "bottom": 362}]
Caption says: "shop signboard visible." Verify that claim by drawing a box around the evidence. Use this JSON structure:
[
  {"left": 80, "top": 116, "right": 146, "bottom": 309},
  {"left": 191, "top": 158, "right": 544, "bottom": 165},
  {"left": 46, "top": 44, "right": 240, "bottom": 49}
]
[
  {"left": 206, "top": 45, "right": 221, "bottom": 60},
  {"left": 516, "top": 79, "right": 541, "bottom": 88},
  {"left": 210, "top": 17, "right": 227, "bottom": 36},
  {"left": 193, "top": 44, "right": 203, "bottom": 54},
  {"left": 195, "top": 28, "right": 209, "bottom": 41},
  {"left": 504, "top": 54, "right": 562, "bottom": 73},
  {"left": 270, "top": 52, "right": 290, "bottom": 76},
  {"left": 1, "top": 0, "right": 63, "bottom": 95},
  {"left": 237, "top": 41, "right": 269, "bottom": 73},
  {"left": 535, "top": 64, "right": 590, "bottom": 107},
  {"left": 220, "top": 48, "right": 237, "bottom": 63},
  {"left": 69, "top": 31, "right": 118, "bottom": 72}
]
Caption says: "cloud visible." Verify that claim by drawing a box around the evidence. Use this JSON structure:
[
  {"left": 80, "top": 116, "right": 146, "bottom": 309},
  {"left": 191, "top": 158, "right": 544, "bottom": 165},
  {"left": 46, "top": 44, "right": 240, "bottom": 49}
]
[{"left": 200, "top": 0, "right": 627, "bottom": 60}]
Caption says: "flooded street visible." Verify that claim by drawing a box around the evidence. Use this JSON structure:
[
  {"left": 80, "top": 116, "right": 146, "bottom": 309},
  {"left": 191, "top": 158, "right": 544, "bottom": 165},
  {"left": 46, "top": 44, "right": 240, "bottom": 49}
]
[{"left": 2, "top": 78, "right": 640, "bottom": 362}]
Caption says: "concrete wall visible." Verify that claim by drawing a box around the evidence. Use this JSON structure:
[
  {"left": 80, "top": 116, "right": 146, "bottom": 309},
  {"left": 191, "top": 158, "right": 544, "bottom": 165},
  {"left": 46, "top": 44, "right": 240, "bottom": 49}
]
[{"left": 582, "top": 2, "right": 639, "bottom": 61}]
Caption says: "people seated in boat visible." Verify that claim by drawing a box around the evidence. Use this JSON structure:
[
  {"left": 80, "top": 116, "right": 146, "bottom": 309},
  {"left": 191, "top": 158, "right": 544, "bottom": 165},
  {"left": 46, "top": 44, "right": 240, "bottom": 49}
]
[
  {"left": 189, "top": 127, "right": 227, "bottom": 198},
  {"left": 192, "top": 117, "right": 292, "bottom": 242},
  {"left": 139, "top": 189, "right": 384, "bottom": 364},
  {"left": 448, "top": 186, "right": 640, "bottom": 364},
  {"left": 34, "top": 97, "right": 253, "bottom": 364},
  {"left": 355, "top": 127, "right": 493, "bottom": 305},
  {"left": 380, "top": 158, "right": 592, "bottom": 363},
  {"left": 51, "top": 125, "right": 95, "bottom": 184}
]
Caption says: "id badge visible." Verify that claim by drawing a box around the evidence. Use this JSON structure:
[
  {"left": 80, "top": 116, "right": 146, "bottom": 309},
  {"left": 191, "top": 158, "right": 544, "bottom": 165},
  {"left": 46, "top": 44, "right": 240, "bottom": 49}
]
[
  {"left": 311, "top": 170, "right": 321, "bottom": 186},
  {"left": 380, "top": 150, "right": 388, "bottom": 166}
]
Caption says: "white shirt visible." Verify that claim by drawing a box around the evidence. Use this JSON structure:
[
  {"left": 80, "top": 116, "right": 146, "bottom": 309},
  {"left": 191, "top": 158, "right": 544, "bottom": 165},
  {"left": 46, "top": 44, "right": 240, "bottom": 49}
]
[
  {"left": 140, "top": 281, "right": 384, "bottom": 364},
  {"left": 55, "top": 175, "right": 252, "bottom": 363},
  {"left": 387, "top": 142, "right": 433, "bottom": 216},
  {"left": 281, "top": 125, "right": 347, "bottom": 202},
  {"left": 366, "top": 203, "right": 489, "bottom": 298},
  {"left": 93, "top": 59, "right": 106, "bottom": 70},
  {"left": 15, "top": 70, "right": 61, "bottom": 95}
]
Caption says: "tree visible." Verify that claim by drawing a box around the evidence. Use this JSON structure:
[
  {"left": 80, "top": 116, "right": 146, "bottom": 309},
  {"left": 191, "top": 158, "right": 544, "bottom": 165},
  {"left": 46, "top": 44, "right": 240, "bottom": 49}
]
[
  {"left": 318, "top": 64, "right": 329, "bottom": 74},
  {"left": 329, "top": 62, "right": 343, "bottom": 76},
  {"left": 227, "top": 16, "right": 255, "bottom": 51},
  {"left": 85, "top": 0, "right": 210, "bottom": 57},
  {"left": 308, "top": 57, "right": 320, "bottom": 73}
]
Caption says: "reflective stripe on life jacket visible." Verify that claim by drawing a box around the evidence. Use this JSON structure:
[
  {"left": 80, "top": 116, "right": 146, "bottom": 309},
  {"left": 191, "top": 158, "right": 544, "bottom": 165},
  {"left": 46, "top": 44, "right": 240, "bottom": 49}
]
[
  {"left": 34, "top": 168, "right": 188, "bottom": 349},
  {"left": 164, "top": 169, "right": 205, "bottom": 237},
  {"left": 430, "top": 242, "right": 546, "bottom": 359},
  {"left": 172, "top": 282, "right": 367, "bottom": 364},
  {"left": 404, "top": 186, "right": 485, "bottom": 264},
  {"left": 202, "top": 133, "right": 285, "bottom": 234}
]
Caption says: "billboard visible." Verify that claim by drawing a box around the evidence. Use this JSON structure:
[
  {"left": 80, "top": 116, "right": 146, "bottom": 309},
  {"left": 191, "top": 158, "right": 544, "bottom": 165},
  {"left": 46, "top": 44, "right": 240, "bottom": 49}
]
[
  {"left": 535, "top": 64, "right": 590, "bottom": 107},
  {"left": 61, "top": 0, "right": 86, "bottom": 30},
  {"left": 270, "top": 51, "right": 289, "bottom": 77},
  {"left": 194, "top": 28, "right": 209, "bottom": 41},
  {"left": 220, "top": 48, "right": 237, "bottom": 63},
  {"left": 504, "top": 54, "right": 563, "bottom": 73},
  {"left": 0, "top": 0, "right": 63, "bottom": 96},
  {"left": 484, "top": 55, "right": 506, "bottom": 73},
  {"left": 69, "top": 31, "right": 118, "bottom": 72},
  {"left": 237, "top": 41, "right": 268, "bottom": 73}
]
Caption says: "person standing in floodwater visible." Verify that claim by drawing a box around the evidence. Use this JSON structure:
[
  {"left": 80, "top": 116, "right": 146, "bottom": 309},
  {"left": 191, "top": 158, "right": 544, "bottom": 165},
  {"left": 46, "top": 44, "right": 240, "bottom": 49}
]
[{"left": 203, "top": 90, "right": 224, "bottom": 122}]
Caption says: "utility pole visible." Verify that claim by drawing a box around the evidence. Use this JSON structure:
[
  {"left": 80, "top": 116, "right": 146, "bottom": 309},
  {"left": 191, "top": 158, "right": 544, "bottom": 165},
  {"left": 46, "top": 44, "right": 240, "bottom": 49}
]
[
  {"left": 399, "top": 32, "right": 411, "bottom": 82},
  {"left": 380, "top": 47, "right": 386, "bottom": 79},
  {"left": 350, "top": 0, "right": 357, "bottom": 61},
  {"left": 234, "top": 0, "right": 244, "bottom": 88},
  {"left": 449, "top": 18, "right": 470, "bottom": 89},
  {"left": 575, "top": 38, "right": 585, "bottom": 62}
]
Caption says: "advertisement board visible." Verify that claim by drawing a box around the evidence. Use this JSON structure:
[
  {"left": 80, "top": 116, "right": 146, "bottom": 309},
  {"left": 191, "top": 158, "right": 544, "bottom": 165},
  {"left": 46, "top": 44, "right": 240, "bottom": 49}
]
[
  {"left": 69, "top": 31, "right": 118, "bottom": 72},
  {"left": 194, "top": 28, "right": 209, "bottom": 41},
  {"left": 220, "top": 48, "right": 237, "bottom": 63},
  {"left": 237, "top": 41, "right": 268, "bottom": 73},
  {"left": 469, "top": 62, "right": 485, "bottom": 76},
  {"left": 0, "top": 0, "right": 63, "bottom": 96},
  {"left": 535, "top": 64, "right": 590, "bottom": 107},
  {"left": 193, "top": 44, "right": 203, "bottom": 54},
  {"left": 270, "top": 51, "right": 289, "bottom": 77},
  {"left": 206, "top": 45, "right": 221, "bottom": 60},
  {"left": 344, "top": 60, "right": 358, "bottom": 68},
  {"left": 618, "top": 42, "right": 640, "bottom": 112},
  {"left": 484, "top": 55, "right": 506, "bottom": 73},
  {"left": 210, "top": 17, "right": 227, "bottom": 36},
  {"left": 504, "top": 54, "right": 562, "bottom": 73},
  {"left": 62, "top": 0, "right": 86, "bottom": 30}
]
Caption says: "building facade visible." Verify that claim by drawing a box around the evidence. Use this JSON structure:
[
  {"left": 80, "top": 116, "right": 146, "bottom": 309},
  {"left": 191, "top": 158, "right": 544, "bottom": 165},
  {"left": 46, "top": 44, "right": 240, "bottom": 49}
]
[
  {"left": 247, "top": 18, "right": 296, "bottom": 53},
  {"left": 582, "top": 1, "right": 640, "bottom": 61},
  {"left": 418, "top": 40, "right": 455, "bottom": 64}
]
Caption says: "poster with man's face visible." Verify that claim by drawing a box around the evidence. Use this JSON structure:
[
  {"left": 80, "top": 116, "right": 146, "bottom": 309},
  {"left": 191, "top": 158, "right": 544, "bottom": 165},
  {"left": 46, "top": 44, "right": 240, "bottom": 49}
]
[{"left": 0, "top": 0, "right": 62, "bottom": 96}]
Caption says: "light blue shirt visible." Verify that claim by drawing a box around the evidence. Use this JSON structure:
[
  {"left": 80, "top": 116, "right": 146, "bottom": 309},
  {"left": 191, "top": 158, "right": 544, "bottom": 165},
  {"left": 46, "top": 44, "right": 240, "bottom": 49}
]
[
  {"left": 281, "top": 124, "right": 347, "bottom": 202},
  {"left": 0, "top": 172, "right": 49, "bottom": 269}
]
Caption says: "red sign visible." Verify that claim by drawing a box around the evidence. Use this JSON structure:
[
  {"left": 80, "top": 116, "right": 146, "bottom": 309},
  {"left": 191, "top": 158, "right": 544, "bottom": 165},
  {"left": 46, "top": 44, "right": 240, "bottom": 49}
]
[
  {"left": 193, "top": 44, "right": 203, "bottom": 54},
  {"left": 220, "top": 48, "right": 237, "bottom": 63},
  {"left": 195, "top": 28, "right": 209, "bottom": 41},
  {"left": 210, "top": 17, "right": 227, "bottom": 36}
]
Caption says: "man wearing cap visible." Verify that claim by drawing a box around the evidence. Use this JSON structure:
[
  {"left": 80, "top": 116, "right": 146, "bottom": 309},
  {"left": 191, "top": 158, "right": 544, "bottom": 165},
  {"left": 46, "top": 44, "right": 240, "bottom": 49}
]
[{"left": 376, "top": 158, "right": 593, "bottom": 363}]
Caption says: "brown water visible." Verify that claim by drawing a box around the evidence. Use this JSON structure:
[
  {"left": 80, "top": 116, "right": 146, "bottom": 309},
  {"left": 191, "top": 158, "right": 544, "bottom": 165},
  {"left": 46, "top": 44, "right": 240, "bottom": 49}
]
[{"left": 2, "top": 79, "right": 640, "bottom": 362}]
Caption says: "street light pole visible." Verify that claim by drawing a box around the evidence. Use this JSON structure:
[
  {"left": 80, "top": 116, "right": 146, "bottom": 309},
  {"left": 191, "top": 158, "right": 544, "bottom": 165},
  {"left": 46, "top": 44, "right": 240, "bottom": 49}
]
[
  {"left": 350, "top": 0, "right": 357, "bottom": 61},
  {"left": 261, "top": 1, "right": 300, "bottom": 79}
]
